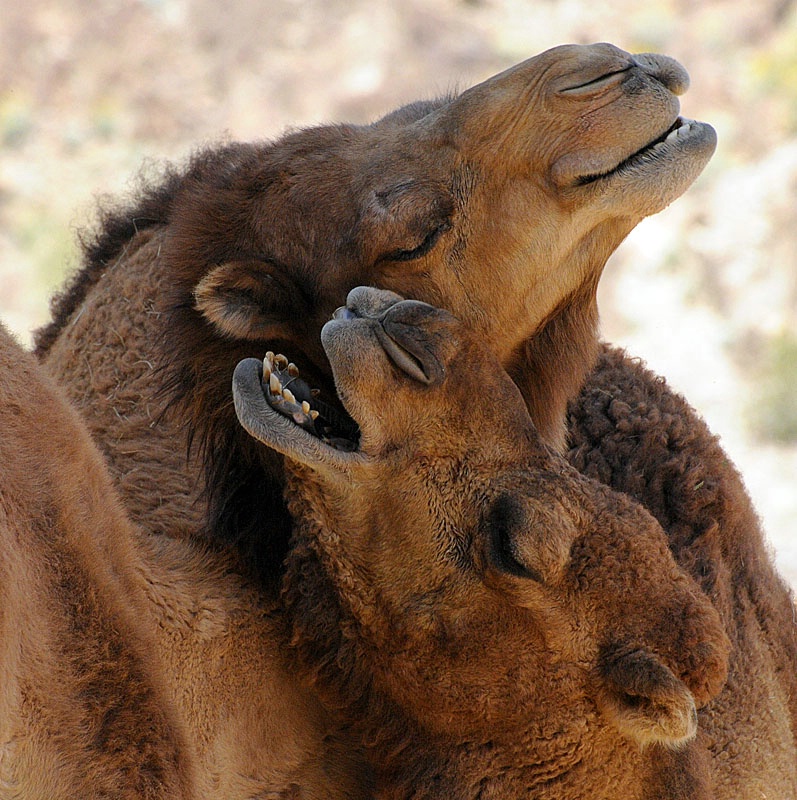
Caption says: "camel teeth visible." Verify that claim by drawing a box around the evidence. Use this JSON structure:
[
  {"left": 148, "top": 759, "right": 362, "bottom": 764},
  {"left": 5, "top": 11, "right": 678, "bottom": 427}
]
[
  {"left": 269, "top": 372, "right": 282, "bottom": 395},
  {"left": 282, "top": 388, "right": 296, "bottom": 404},
  {"left": 275, "top": 354, "right": 289, "bottom": 369},
  {"left": 288, "top": 363, "right": 299, "bottom": 377},
  {"left": 262, "top": 359, "right": 272, "bottom": 379},
  {"left": 309, "top": 409, "right": 319, "bottom": 420},
  {"left": 265, "top": 351, "right": 275, "bottom": 364},
  {"left": 301, "top": 400, "right": 311, "bottom": 414}
]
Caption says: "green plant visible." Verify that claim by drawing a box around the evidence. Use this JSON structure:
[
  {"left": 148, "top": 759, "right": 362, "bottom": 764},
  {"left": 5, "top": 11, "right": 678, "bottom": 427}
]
[{"left": 747, "top": 330, "right": 797, "bottom": 444}]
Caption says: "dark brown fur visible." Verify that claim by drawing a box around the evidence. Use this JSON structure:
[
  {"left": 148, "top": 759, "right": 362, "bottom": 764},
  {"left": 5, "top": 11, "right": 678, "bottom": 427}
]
[{"left": 568, "top": 346, "right": 797, "bottom": 796}]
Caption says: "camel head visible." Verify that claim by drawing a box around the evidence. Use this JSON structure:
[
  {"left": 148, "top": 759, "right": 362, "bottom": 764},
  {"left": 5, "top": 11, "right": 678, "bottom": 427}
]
[
  {"left": 233, "top": 287, "right": 729, "bottom": 765},
  {"left": 178, "top": 43, "right": 715, "bottom": 453}
]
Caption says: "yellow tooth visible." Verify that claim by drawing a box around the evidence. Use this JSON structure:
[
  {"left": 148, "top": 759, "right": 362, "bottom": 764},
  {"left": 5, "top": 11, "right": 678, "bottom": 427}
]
[
  {"left": 288, "top": 363, "right": 299, "bottom": 377},
  {"left": 265, "top": 351, "right": 275, "bottom": 364},
  {"left": 282, "top": 388, "right": 296, "bottom": 404},
  {"left": 309, "top": 409, "right": 319, "bottom": 420},
  {"left": 269, "top": 373, "right": 282, "bottom": 395},
  {"left": 275, "top": 354, "right": 289, "bottom": 369},
  {"left": 301, "top": 400, "right": 311, "bottom": 414},
  {"left": 262, "top": 359, "right": 272, "bottom": 379}
]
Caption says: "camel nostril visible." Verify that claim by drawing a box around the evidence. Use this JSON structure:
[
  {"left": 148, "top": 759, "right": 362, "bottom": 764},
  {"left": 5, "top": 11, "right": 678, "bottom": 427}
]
[
  {"left": 632, "top": 53, "right": 691, "bottom": 96},
  {"left": 343, "top": 286, "right": 405, "bottom": 320},
  {"left": 332, "top": 305, "right": 358, "bottom": 321}
]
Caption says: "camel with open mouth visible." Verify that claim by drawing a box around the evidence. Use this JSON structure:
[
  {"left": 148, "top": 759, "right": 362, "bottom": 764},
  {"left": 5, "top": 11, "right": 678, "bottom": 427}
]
[{"left": 231, "top": 287, "right": 733, "bottom": 797}]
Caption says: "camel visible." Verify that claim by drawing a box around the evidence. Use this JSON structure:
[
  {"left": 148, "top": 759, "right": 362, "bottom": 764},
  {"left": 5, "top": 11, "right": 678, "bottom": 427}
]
[
  {"left": 34, "top": 43, "right": 716, "bottom": 585},
  {"left": 236, "top": 287, "right": 797, "bottom": 797},
  {"left": 0, "top": 322, "right": 194, "bottom": 799},
  {"left": 231, "top": 286, "right": 731, "bottom": 798},
  {"left": 568, "top": 347, "right": 797, "bottom": 797},
  {"left": 0, "top": 321, "right": 371, "bottom": 797},
  {"left": 29, "top": 42, "right": 795, "bottom": 795}
]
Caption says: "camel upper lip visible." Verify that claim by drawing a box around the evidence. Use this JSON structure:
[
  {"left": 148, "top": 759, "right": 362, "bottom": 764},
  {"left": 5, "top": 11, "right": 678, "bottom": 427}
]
[{"left": 332, "top": 300, "right": 432, "bottom": 384}]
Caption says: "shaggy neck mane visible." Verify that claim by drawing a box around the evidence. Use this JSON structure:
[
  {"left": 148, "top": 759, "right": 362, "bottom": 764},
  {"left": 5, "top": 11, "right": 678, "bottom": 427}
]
[{"left": 158, "top": 315, "right": 296, "bottom": 584}]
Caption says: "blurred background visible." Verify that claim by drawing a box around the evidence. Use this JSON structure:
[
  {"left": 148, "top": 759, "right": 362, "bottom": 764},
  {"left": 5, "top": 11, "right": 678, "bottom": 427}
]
[{"left": 1, "top": 0, "right": 795, "bottom": 586}]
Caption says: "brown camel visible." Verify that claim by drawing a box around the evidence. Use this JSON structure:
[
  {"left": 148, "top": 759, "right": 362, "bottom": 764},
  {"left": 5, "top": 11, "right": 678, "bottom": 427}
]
[
  {"left": 0, "top": 321, "right": 195, "bottom": 799},
  {"left": 232, "top": 286, "right": 732, "bottom": 798},
  {"left": 29, "top": 43, "right": 794, "bottom": 796},
  {"left": 0, "top": 320, "right": 371, "bottom": 797},
  {"left": 34, "top": 43, "right": 716, "bottom": 585}
]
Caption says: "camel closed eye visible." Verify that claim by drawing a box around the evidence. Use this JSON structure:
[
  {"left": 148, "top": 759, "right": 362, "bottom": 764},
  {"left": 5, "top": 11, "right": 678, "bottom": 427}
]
[
  {"left": 380, "top": 219, "right": 452, "bottom": 263},
  {"left": 560, "top": 66, "right": 631, "bottom": 97}
]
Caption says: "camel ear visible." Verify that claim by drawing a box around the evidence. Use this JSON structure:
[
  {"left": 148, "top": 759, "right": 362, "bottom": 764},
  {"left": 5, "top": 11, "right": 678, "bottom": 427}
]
[
  {"left": 194, "top": 260, "right": 310, "bottom": 342},
  {"left": 596, "top": 647, "right": 698, "bottom": 749}
]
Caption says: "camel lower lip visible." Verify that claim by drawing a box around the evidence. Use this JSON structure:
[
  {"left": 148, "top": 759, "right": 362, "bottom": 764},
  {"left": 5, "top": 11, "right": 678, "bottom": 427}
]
[{"left": 575, "top": 117, "right": 712, "bottom": 185}]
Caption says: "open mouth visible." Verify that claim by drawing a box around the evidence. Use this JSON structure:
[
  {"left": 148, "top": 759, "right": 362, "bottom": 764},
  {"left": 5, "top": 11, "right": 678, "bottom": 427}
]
[
  {"left": 257, "top": 300, "right": 435, "bottom": 451},
  {"left": 575, "top": 116, "right": 704, "bottom": 185},
  {"left": 259, "top": 351, "right": 360, "bottom": 451},
  {"left": 246, "top": 290, "right": 441, "bottom": 454}
]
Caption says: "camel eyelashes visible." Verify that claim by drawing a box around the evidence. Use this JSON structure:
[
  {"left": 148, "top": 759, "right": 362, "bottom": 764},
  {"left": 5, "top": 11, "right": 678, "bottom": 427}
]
[{"left": 381, "top": 219, "right": 452, "bottom": 263}]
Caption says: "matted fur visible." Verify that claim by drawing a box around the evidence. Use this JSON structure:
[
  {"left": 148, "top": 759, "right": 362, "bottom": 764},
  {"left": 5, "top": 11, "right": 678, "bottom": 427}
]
[{"left": 568, "top": 346, "right": 797, "bottom": 797}]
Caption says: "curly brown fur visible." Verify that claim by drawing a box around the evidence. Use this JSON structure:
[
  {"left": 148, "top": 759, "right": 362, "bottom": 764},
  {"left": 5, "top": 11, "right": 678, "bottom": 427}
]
[
  {"left": 234, "top": 290, "right": 729, "bottom": 798},
  {"left": 568, "top": 344, "right": 797, "bottom": 797}
]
